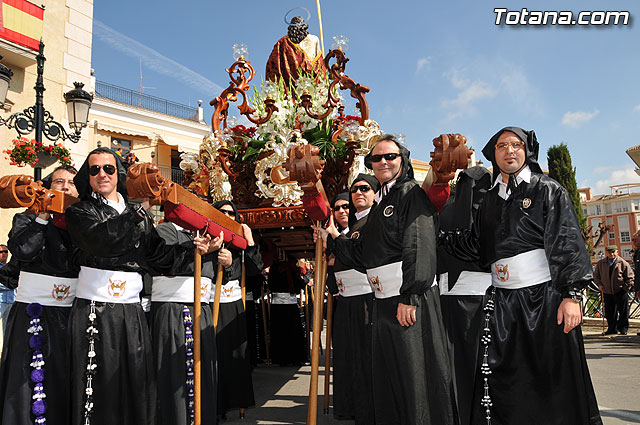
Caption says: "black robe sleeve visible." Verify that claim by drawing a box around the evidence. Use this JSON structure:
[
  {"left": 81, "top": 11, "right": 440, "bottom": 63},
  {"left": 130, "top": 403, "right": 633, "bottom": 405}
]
[
  {"left": 7, "top": 213, "right": 48, "bottom": 261},
  {"left": 0, "top": 258, "right": 20, "bottom": 289},
  {"left": 543, "top": 183, "right": 593, "bottom": 295},
  {"left": 398, "top": 186, "right": 438, "bottom": 305},
  {"left": 66, "top": 202, "right": 144, "bottom": 258}
]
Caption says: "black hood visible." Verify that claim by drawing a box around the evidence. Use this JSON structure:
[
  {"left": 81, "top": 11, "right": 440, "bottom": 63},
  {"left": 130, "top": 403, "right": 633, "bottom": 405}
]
[
  {"left": 330, "top": 192, "right": 350, "bottom": 231},
  {"left": 74, "top": 147, "right": 129, "bottom": 202},
  {"left": 481, "top": 126, "right": 543, "bottom": 180},
  {"left": 213, "top": 199, "right": 240, "bottom": 222},
  {"left": 364, "top": 135, "right": 415, "bottom": 188},
  {"left": 348, "top": 173, "right": 379, "bottom": 228}
]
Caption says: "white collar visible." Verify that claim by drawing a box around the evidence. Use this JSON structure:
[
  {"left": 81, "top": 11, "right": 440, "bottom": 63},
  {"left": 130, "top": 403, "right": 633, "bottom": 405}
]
[
  {"left": 341, "top": 227, "right": 350, "bottom": 235},
  {"left": 374, "top": 179, "right": 397, "bottom": 203},
  {"left": 491, "top": 166, "right": 532, "bottom": 200},
  {"left": 92, "top": 191, "right": 127, "bottom": 214},
  {"left": 355, "top": 207, "right": 371, "bottom": 220}
]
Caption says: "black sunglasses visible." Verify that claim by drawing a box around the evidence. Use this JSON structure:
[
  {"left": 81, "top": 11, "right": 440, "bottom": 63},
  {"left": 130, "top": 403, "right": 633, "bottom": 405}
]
[
  {"left": 350, "top": 184, "right": 371, "bottom": 194},
  {"left": 219, "top": 209, "right": 235, "bottom": 217},
  {"left": 88, "top": 164, "right": 117, "bottom": 176},
  {"left": 0, "top": 250, "right": 8, "bottom": 254},
  {"left": 333, "top": 204, "right": 349, "bottom": 212},
  {"left": 370, "top": 152, "right": 401, "bottom": 163}
]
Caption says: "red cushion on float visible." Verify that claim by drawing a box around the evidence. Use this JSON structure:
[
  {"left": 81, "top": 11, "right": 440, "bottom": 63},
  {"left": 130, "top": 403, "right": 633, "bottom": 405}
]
[
  {"left": 302, "top": 193, "right": 330, "bottom": 221},
  {"left": 164, "top": 203, "right": 208, "bottom": 231},
  {"left": 428, "top": 184, "right": 450, "bottom": 213},
  {"left": 206, "top": 219, "right": 247, "bottom": 251},
  {"left": 164, "top": 203, "right": 247, "bottom": 250}
]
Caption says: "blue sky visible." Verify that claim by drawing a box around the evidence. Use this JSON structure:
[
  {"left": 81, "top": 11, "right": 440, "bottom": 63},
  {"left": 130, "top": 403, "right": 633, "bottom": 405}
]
[{"left": 91, "top": 0, "right": 640, "bottom": 195}]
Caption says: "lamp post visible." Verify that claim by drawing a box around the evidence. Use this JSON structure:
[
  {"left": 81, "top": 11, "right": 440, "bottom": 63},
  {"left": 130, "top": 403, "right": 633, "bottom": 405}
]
[{"left": 0, "top": 41, "right": 93, "bottom": 180}]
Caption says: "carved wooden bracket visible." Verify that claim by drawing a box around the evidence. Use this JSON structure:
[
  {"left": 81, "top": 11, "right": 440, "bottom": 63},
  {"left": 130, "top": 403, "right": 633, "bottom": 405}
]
[
  {"left": 0, "top": 174, "right": 77, "bottom": 214},
  {"left": 429, "top": 134, "right": 473, "bottom": 184}
]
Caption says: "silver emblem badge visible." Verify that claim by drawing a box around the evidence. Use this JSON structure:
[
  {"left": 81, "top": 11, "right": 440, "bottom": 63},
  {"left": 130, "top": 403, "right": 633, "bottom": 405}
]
[
  {"left": 522, "top": 198, "right": 531, "bottom": 209},
  {"left": 383, "top": 205, "right": 394, "bottom": 217},
  {"left": 351, "top": 231, "right": 360, "bottom": 239}
]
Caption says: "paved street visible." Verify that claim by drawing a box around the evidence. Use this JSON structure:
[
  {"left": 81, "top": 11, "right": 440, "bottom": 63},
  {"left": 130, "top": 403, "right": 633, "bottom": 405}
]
[
  {"left": 583, "top": 324, "right": 640, "bottom": 425},
  {"left": 221, "top": 322, "right": 640, "bottom": 425}
]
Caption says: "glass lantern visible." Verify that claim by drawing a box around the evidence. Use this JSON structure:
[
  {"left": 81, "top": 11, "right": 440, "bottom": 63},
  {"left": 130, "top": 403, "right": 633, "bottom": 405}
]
[
  {"left": 232, "top": 43, "right": 249, "bottom": 62},
  {"left": 331, "top": 35, "right": 349, "bottom": 52}
]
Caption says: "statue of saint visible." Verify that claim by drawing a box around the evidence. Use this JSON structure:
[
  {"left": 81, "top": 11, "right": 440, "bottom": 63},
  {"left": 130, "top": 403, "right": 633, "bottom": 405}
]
[{"left": 265, "top": 15, "right": 328, "bottom": 89}]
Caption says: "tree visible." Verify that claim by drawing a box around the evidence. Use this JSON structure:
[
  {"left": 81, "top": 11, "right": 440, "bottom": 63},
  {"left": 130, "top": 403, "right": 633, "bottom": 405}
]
[{"left": 547, "top": 143, "right": 586, "bottom": 232}]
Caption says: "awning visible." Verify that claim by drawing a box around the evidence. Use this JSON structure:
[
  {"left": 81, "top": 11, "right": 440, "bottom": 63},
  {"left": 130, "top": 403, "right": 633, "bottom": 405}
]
[{"left": 94, "top": 121, "right": 152, "bottom": 140}]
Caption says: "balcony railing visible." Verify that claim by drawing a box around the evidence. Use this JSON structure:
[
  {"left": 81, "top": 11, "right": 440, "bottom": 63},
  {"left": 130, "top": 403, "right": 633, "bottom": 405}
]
[
  {"left": 95, "top": 81, "right": 200, "bottom": 121},
  {"left": 158, "top": 166, "right": 186, "bottom": 186}
]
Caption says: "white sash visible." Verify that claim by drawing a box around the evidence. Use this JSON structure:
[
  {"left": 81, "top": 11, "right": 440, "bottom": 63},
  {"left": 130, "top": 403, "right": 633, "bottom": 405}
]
[
  {"left": 76, "top": 266, "right": 142, "bottom": 304},
  {"left": 152, "top": 276, "right": 212, "bottom": 303},
  {"left": 16, "top": 271, "right": 77, "bottom": 307},
  {"left": 439, "top": 271, "right": 492, "bottom": 296},
  {"left": 491, "top": 249, "right": 551, "bottom": 289},
  {"left": 334, "top": 269, "right": 373, "bottom": 297},
  {"left": 366, "top": 262, "right": 403, "bottom": 299},
  {"left": 211, "top": 279, "right": 242, "bottom": 303}
]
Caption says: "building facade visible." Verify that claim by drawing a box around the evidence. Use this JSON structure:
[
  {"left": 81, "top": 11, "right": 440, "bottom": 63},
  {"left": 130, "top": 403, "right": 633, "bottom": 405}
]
[
  {"left": 579, "top": 184, "right": 640, "bottom": 264},
  {"left": 0, "top": 0, "right": 94, "bottom": 242}
]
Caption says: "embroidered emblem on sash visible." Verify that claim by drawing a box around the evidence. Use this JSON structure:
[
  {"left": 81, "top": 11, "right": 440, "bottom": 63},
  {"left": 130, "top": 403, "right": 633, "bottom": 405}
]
[
  {"left": 200, "top": 283, "right": 209, "bottom": 299},
  {"left": 522, "top": 198, "right": 532, "bottom": 209},
  {"left": 369, "top": 276, "right": 383, "bottom": 293},
  {"left": 108, "top": 279, "right": 127, "bottom": 298},
  {"left": 350, "top": 231, "right": 360, "bottom": 239},
  {"left": 495, "top": 264, "right": 509, "bottom": 282},
  {"left": 337, "top": 279, "right": 345, "bottom": 293},
  {"left": 383, "top": 205, "right": 394, "bottom": 217},
  {"left": 222, "top": 284, "right": 234, "bottom": 298},
  {"left": 51, "top": 284, "right": 70, "bottom": 301}
]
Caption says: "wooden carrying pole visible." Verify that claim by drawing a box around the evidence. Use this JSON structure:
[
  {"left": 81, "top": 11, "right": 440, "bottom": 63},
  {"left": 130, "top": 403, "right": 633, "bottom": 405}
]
[
  {"left": 193, "top": 243, "right": 202, "bottom": 425},
  {"left": 323, "top": 263, "right": 333, "bottom": 414},
  {"left": 307, "top": 227, "right": 327, "bottom": 425}
]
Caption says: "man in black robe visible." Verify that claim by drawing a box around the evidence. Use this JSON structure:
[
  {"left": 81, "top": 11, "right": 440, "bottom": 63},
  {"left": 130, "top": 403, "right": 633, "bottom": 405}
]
[
  {"left": 325, "top": 174, "right": 378, "bottom": 423},
  {"left": 211, "top": 200, "right": 263, "bottom": 420},
  {"left": 65, "top": 148, "right": 211, "bottom": 425},
  {"left": 150, "top": 221, "right": 223, "bottom": 425},
  {"left": 320, "top": 134, "right": 457, "bottom": 425},
  {"left": 442, "top": 127, "right": 602, "bottom": 425},
  {"left": 0, "top": 165, "right": 79, "bottom": 425},
  {"left": 437, "top": 166, "right": 492, "bottom": 425}
]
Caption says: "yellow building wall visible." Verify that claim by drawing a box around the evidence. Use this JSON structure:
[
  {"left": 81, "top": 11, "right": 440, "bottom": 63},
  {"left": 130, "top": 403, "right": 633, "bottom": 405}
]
[{"left": 0, "top": 0, "right": 93, "bottom": 245}]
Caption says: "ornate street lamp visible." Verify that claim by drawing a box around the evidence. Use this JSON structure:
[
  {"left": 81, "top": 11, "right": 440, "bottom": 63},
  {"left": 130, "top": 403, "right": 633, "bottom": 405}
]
[{"left": 0, "top": 41, "right": 93, "bottom": 179}]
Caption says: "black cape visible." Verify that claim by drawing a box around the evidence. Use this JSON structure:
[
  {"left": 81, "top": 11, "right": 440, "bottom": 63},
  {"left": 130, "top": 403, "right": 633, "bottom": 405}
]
[
  {"left": 150, "top": 222, "right": 217, "bottom": 425},
  {"left": 328, "top": 213, "right": 375, "bottom": 424},
  {"left": 437, "top": 167, "right": 492, "bottom": 425},
  {"left": 0, "top": 213, "right": 78, "bottom": 425}
]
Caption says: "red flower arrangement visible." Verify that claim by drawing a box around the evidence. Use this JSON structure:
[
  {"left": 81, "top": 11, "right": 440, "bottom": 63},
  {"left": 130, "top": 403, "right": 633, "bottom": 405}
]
[{"left": 3, "top": 137, "right": 73, "bottom": 167}]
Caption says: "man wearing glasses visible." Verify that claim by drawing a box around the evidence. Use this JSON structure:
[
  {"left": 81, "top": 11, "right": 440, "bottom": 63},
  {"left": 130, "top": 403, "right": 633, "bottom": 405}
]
[
  {"left": 0, "top": 164, "right": 80, "bottom": 424},
  {"left": 65, "top": 148, "right": 212, "bottom": 425},
  {"left": 442, "top": 127, "right": 601, "bottom": 425},
  {"left": 320, "top": 134, "right": 456, "bottom": 424}
]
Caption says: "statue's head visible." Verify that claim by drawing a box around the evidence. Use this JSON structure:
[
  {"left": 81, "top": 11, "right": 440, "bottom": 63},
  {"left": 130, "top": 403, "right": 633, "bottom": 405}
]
[{"left": 288, "top": 16, "right": 309, "bottom": 44}]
